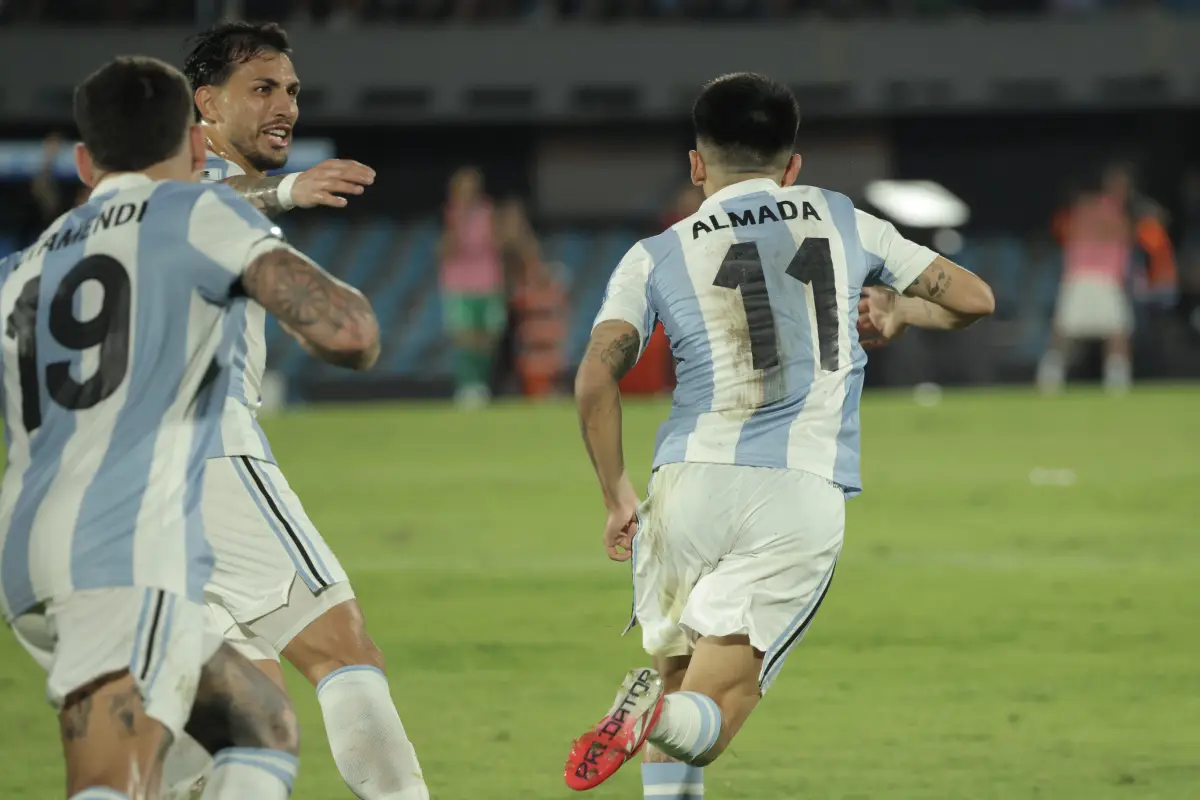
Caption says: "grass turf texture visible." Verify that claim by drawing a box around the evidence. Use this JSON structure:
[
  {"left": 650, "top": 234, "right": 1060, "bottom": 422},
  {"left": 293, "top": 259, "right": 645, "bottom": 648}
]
[{"left": 0, "top": 386, "right": 1196, "bottom": 798}]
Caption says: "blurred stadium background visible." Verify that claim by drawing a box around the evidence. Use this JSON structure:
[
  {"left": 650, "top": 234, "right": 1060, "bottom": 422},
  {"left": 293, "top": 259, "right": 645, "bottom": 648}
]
[{"left": 1, "top": 4, "right": 1199, "bottom": 799}]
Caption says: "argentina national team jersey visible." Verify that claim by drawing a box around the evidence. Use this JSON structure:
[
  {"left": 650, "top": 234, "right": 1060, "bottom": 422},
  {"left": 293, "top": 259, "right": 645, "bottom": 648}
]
[
  {"left": 595, "top": 179, "right": 937, "bottom": 495},
  {"left": 0, "top": 174, "right": 285, "bottom": 621},
  {"left": 200, "top": 151, "right": 275, "bottom": 463}
]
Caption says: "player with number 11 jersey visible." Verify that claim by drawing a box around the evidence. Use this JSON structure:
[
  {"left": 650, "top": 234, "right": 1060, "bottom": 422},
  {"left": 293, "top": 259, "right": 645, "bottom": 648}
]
[{"left": 565, "top": 72, "right": 996, "bottom": 796}]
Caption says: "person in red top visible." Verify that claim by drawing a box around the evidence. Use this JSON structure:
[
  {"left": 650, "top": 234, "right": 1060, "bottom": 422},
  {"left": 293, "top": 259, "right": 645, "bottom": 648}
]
[{"left": 1037, "top": 165, "right": 1176, "bottom": 394}]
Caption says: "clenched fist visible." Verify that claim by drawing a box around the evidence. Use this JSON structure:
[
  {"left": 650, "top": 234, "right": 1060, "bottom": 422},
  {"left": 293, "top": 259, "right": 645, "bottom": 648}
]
[
  {"left": 290, "top": 159, "right": 376, "bottom": 209},
  {"left": 857, "top": 286, "right": 907, "bottom": 350}
]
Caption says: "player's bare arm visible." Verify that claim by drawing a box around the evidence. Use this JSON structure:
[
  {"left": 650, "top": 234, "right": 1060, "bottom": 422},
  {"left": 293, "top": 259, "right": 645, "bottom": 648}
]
[
  {"left": 223, "top": 159, "right": 376, "bottom": 218},
  {"left": 576, "top": 320, "right": 642, "bottom": 562},
  {"left": 902, "top": 256, "right": 995, "bottom": 324},
  {"left": 241, "top": 247, "right": 381, "bottom": 370},
  {"left": 861, "top": 257, "right": 995, "bottom": 346},
  {"left": 222, "top": 173, "right": 289, "bottom": 216}
]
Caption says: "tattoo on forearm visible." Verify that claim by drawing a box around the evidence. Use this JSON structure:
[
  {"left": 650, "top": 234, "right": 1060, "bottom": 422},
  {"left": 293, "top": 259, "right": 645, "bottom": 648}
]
[
  {"left": 585, "top": 331, "right": 640, "bottom": 381},
  {"left": 224, "top": 175, "right": 286, "bottom": 218},
  {"left": 242, "top": 248, "right": 378, "bottom": 368},
  {"left": 60, "top": 695, "right": 92, "bottom": 741},
  {"left": 909, "top": 264, "right": 952, "bottom": 299}
]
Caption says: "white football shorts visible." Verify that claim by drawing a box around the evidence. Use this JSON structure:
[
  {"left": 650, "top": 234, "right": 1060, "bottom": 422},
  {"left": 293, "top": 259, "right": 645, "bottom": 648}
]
[
  {"left": 627, "top": 462, "right": 844, "bottom": 694},
  {"left": 10, "top": 587, "right": 222, "bottom": 737},
  {"left": 1055, "top": 275, "right": 1133, "bottom": 338},
  {"left": 202, "top": 456, "right": 354, "bottom": 662}
]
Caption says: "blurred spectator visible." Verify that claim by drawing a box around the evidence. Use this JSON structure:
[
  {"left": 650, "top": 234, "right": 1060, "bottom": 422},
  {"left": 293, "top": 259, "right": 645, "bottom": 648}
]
[
  {"left": 440, "top": 167, "right": 506, "bottom": 408},
  {"left": 499, "top": 200, "right": 568, "bottom": 398},
  {"left": 1037, "top": 164, "right": 1176, "bottom": 394},
  {"left": 619, "top": 184, "right": 701, "bottom": 396},
  {"left": 18, "top": 134, "right": 87, "bottom": 246}
]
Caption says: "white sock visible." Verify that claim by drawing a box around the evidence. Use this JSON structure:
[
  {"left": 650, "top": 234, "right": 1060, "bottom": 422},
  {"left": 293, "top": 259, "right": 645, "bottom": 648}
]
[
  {"left": 643, "top": 762, "right": 704, "bottom": 798},
  {"left": 1037, "top": 349, "right": 1066, "bottom": 394},
  {"left": 201, "top": 748, "right": 298, "bottom": 799},
  {"left": 161, "top": 733, "right": 213, "bottom": 799},
  {"left": 647, "top": 691, "right": 722, "bottom": 764},
  {"left": 1104, "top": 353, "right": 1131, "bottom": 394},
  {"left": 69, "top": 790, "right": 130, "bottom": 800},
  {"left": 317, "top": 665, "right": 429, "bottom": 800}
]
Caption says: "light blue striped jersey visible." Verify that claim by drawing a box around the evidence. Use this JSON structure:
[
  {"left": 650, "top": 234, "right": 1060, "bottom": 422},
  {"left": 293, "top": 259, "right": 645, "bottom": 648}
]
[
  {"left": 200, "top": 152, "right": 275, "bottom": 463},
  {"left": 595, "top": 179, "right": 936, "bottom": 495},
  {"left": 0, "top": 173, "right": 285, "bottom": 620}
]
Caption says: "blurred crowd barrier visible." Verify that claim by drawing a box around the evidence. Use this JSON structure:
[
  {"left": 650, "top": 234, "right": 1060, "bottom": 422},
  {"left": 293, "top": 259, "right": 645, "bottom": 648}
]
[{"left": 6, "top": 0, "right": 1200, "bottom": 24}]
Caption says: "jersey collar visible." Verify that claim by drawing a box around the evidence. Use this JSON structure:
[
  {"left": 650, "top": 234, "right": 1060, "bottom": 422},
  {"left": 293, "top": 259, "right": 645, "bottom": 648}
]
[
  {"left": 702, "top": 178, "right": 782, "bottom": 208},
  {"left": 92, "top": 172, "right": 156, "bottom": 195}
]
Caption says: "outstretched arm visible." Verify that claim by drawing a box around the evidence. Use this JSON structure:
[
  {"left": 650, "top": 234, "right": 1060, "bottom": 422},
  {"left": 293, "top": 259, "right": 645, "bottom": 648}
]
[
  {"left": 240, "top": 246, "right": 381, "bottom": 371},
  {"left": 222, "top": 174, "right": 290, "bottom": 218},
  {"left": 222, "top": 159, "right": 376, "bottom": 218},
  {"left": 576, "top": 320, "right": 642, "bottom": 561}
]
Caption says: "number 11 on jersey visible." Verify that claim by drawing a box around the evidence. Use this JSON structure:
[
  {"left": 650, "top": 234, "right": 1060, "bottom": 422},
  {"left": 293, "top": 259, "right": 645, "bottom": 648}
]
[{"left": 712, "top": 237, "right": 841, "bottom": 372}]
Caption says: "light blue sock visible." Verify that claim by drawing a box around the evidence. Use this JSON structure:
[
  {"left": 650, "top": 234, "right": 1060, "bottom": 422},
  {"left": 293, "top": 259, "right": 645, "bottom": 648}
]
[
  {"left": 203, "top": 747, "right": 298, "bottom": 798},
  {"left": 642, "top": 762, "right": 704, "bottom": 798},
  {"left": 647, "top": 691, "right": 722, "bottom": 763},
  {"left": 69, "top": 790, "right": 130, "bottom": 800}
]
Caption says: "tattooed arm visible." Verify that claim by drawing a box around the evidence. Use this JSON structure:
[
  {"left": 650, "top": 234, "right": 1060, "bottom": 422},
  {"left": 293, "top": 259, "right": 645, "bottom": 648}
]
[
  {"left": 222, "top": 175, "right": 289, "bottom": 217},
  {"left": 899, "top": 256, "right": 995, "bottom": 329},
  {"left": 576, "top": 320, "right": 643, "bottom": 559},
  {"left": 860, "top": 257, "right": 994, "bottom": 347},
  {"left": 240, "top": 246, "right": 381, "bottom": 370}
]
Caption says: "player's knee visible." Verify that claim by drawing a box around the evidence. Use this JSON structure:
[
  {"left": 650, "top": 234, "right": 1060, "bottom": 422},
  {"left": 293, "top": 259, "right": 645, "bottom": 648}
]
[{"left": 244, "top": 687, "right": 301, "bottom": 756}]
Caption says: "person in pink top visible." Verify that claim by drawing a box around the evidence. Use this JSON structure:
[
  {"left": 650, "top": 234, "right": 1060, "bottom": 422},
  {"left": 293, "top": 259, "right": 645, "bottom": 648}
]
[
  {"left": 1037, "top": 165, "right": 1177, "bottom": 394},
  {"left": 440, "top": 167, "right": 506, "bottom": 406}
]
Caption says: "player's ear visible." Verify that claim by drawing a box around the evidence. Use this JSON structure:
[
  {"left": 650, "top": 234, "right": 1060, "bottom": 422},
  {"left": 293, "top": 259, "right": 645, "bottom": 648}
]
[
  {"left": 194, "top": 85, "right": 219, "bottom": 123},
  {"left": 74, "top": 142, "right": 98, "bottom": 188},
  {"left": 781, "top": 154, "right": 802, "bottom": 188},
  {"left": 188, "top": 124, "right": 206, "bottom": 178},
  {"left": 689, "top": 150, "right": 706, "bottom": 188}
]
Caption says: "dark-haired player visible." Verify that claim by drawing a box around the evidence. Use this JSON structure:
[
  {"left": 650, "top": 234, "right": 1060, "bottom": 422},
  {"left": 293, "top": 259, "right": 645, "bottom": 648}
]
[
  {"left": 563, "top": 73, "right": 996, "bottom": 796},
  {"left": 1, "top": 54, "right": 381, "bottom": 800},
  {"left": 160, "top": 21, "right": 429, "bottom": 800}
]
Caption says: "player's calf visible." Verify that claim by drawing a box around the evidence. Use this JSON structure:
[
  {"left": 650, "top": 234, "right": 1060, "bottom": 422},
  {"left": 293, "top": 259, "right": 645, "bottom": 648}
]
[
  {"left": 284, "top": 600, "right": 429, "bottom": 800},
  {"left": 60, "top": 670, "right": 174, "bottom": 799},
  {"left": 186, "top": 644, "right": 300, "bottom": 799}
]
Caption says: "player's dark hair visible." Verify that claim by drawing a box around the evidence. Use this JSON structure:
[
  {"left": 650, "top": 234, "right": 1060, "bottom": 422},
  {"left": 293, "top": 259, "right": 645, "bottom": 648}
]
[
  {"left": 183, "top": 21, "right": 291, "bottom": 92},
  {"left": 693, "top": 73, "right": 799, "bottom": 172},
  {"left": 74, "top": 56, "right": 194, "bottom": 173}
]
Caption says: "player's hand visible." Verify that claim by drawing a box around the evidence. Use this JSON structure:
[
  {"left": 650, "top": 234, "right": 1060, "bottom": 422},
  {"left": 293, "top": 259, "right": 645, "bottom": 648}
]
[
  {"left": 279, "top": 321, "right": 320, "bottom": 357},
  {"left": 291, "top": 159, "right": 376, "bottom": 209},
  {"left": 858, "top": 287, "right": 906, "bottom": 349},
  {"left": 604, "top": 506, "right": 638, "bottom": 562}
]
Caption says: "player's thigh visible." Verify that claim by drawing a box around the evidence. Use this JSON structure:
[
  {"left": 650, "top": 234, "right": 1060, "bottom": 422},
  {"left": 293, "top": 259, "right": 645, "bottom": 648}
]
[
  {"left": 60, "top": 671, "right": 172, "bottom": 796},
  {"left": 186, "top": 643, "right": 299, "bottom": 756},
  {"left": 267, "top": 579, "right": 375, "bottom": 685},
  {"left": 203, "top": 456, "right": 349, "bottom": 626},
  {"left": 682, "top": 468, "right": 843, "bottom": 695},
  {"left": 631, "top": 464, "right": 739, "bottom": 661},
  {"left": 46, "top": 588, "right": 220, "bottom": 793},
  {"left": 205, "top": 601, "right": 289, "bottom": 691}
]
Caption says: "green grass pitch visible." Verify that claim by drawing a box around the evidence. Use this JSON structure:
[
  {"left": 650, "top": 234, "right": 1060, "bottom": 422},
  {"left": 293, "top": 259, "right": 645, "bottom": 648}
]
[{"left": 0, "top": 386, "right": 1197, "bottom": 798}]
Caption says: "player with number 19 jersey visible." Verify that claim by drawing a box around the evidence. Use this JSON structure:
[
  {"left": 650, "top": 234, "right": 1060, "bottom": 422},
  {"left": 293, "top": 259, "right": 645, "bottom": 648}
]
[
  {"left": 597, "top": 178, "right": 934, "bottom": 496},
  {"left": 0, "top": 175, "right": 280, "bottom": 623}
]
